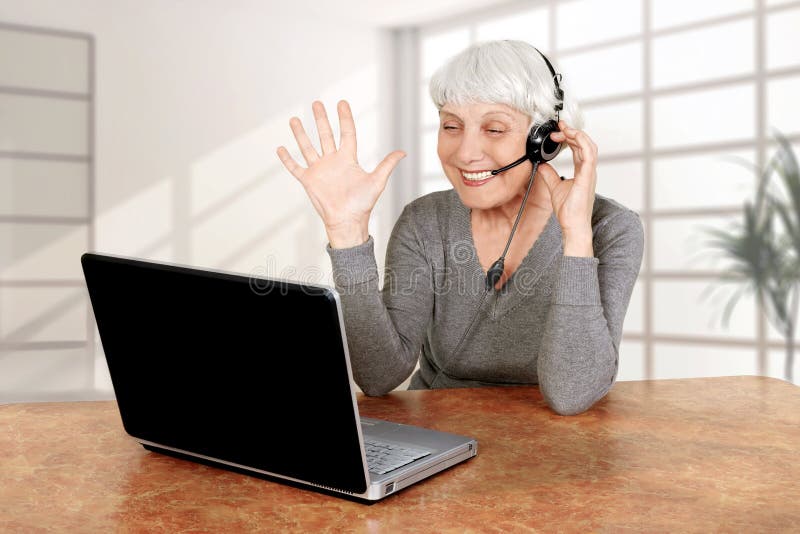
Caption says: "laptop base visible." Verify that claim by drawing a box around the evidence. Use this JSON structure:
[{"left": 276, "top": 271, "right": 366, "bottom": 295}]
[{"left": 141, "top": 443, "right": 381, "bottom": 505}]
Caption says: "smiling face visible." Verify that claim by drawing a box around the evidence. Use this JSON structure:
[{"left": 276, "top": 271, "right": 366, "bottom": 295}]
[{"left": 437, "top": 101, "right": 533, "bottom": 211}]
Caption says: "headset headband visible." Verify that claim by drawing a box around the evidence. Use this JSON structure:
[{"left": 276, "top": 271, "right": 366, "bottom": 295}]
[{"left": 532, "top": 47, "right": 564, "bottom": 120}]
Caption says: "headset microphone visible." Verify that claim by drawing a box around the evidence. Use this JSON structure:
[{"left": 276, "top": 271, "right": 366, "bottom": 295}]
[
  {"left": 485, "top": 160, "right": 539, "bottom": 290},
  {"left": 483, "top": 47, "right": 565, "bottom": 290},
  {"left": 447, "top": 46, "right": 567, "bottom": 367},
  {"left": 490, "top": 154, "right": 529, "bottom": 176}
]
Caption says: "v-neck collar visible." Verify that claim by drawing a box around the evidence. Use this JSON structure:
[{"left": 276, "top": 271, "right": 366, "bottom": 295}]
[{"left": 448, "top": 190, "right": 563, "bottom": 318}]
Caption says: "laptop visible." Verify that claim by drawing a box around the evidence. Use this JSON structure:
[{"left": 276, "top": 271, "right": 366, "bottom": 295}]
[{"left": 80, "top": 252, "right": 477, "bottom": 502}]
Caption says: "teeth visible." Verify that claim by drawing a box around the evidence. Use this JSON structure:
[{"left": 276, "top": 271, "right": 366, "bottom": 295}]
[{"left": 462, "top": 170, "right": 493, "bottom": 180}]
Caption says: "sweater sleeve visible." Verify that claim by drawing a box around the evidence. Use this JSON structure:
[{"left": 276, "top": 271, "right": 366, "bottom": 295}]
[
  {"left": 537, "top": 209, "right": 644, "bottom": 415},
  {"left": 326, "top": 205, "right": 434, "bottom": 396}
]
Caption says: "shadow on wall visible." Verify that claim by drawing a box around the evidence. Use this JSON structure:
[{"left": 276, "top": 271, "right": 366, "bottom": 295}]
[{"left": 1, "top": 27, "right": 383, "bottom": 401}]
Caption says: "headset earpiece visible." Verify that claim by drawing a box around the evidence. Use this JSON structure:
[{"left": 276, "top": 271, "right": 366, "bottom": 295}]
[{"left": 526, "top": 120, "right": 563, "bottom": 164}]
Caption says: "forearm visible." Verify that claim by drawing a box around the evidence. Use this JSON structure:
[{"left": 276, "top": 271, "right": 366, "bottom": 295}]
[
  {"left": 328, "top": 236, "right": 431, "bottom": 396},
  {"left": 537, "top": 257, "right": 617, "bottom": 415}
]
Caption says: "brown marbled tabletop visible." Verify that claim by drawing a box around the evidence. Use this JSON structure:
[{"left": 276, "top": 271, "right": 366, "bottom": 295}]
[{"left": 1, "top": 376, "right": 799, "bottom": 533}]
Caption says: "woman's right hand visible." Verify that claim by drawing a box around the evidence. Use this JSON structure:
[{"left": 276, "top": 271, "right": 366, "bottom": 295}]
[{"left": 276, "top": 100, "right": 406, "bottom": 248}]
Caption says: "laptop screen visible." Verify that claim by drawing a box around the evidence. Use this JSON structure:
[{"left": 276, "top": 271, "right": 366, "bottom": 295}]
[{"left": 81, "top": 253, "right": 368, "bottom": 494}]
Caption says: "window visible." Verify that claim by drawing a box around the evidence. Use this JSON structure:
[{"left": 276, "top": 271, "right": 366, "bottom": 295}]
[{"left": 410, "top": 0, "right": 800, "bottom": 382}]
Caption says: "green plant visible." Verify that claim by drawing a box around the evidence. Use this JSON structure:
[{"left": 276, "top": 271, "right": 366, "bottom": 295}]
[{"left": 700, "top": 130, "right": 799, "bottom": 383}]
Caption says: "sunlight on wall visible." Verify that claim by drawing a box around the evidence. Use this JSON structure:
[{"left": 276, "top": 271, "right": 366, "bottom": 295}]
[
  {"left": 1, "top": 287, "right": 85, "bottom": 342},
  {"left": 188, "top": 110, "right": 313, "bottom": 275},
  {"left": 186, "top": 65, "right": 382, "bottom": 284},
  {"left": 88, "top": 67, "right": 386, "bottom": 395},
  {"left": 0, "top": 223, "right": 88, "bottom": 279},
  {"left": 95, "top": 179, "right": 175, "bottom": 259}
]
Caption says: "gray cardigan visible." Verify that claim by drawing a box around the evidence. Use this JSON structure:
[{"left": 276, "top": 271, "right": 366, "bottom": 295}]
[{"left": 327, "top": 189, "right": 644, "bottom": 415}]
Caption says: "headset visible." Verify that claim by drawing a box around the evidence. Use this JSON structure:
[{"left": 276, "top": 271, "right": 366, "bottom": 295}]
[
  {"left": 488, "top": 47, "right": 565, "bottom": 178},
  {"left": 445, "top": 47, "right": 566, "bottom": 372},
  {"left": 483, "top": 46, "right": 566, "bottom": 291}
]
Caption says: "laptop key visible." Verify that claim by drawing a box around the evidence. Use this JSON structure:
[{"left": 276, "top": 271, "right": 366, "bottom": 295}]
[{"left": 364, "top": 438, "right": 431, "bottom": 474}]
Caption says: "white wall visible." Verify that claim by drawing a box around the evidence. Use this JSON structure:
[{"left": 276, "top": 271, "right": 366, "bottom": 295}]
[{"left": 0, "top": 0, "right": 399, "bottom": 401}]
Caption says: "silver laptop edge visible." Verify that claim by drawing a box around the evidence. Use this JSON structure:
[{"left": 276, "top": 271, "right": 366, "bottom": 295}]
[{"left": 135, "top": 437, "right": 476, "bottom": 500}]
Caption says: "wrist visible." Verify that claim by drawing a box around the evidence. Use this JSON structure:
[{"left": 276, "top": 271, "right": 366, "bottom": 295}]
[
  {"left": 562, "top": 230, "right": 594, "bottom": 257},
  {"left": 326, "top": 221, "right": 370, "bottom": 249}
]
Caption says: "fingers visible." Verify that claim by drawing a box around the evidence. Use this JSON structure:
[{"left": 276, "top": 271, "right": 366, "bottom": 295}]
[
  {"left": 337, "top": 100, "right": 357, "bottom": 156},
  {"left": 551, "top": 120, "right": 598, "bottom": 165},
  {"left": 289, "top": 116, "right": 320, "bottom": 166},
  {"left": 313, "top": 101, "right": 337, "bottom": 155},
  {"left": 276, "top": 146, "right": 306, "bottom": 183},
  {"left": 551, "top": 120, "right": 598, "bottom": 188},
  {"left": 371, "top": 150, "right": 407, "bottom": 188},
  {"left": 535, "top": 162, "right": 561, "bottom": 194}
]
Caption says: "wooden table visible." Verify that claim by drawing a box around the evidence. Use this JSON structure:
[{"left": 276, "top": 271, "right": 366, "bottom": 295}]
[{"left": 2, "top": 376, "right": 799, "bottom": 532}]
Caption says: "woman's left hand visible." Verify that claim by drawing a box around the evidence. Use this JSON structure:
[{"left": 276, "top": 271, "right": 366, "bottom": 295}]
[{"left": 538, "top": 120, "right": 598, "bottom": 257}]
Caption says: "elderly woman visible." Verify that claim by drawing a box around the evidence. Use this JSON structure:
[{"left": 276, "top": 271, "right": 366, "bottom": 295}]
[{"left": 276, "top": 40, "right": 644, "bottom": 415}]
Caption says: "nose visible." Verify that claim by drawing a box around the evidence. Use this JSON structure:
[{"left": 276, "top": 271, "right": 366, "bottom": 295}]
[{"left": 455, "top": 128, "right": 486, "bottom": 165}]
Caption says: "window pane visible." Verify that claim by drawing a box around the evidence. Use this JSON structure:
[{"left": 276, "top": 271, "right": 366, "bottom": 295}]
[
  {"left": 559, "top": 42, "right": 642, "bottom": 100},
  {"left": 596, "top": 159, "right": 644, "bottom": 212},
  {"left": 768, "top": 314, "right": 789, "bottom": 343},
  {"left": 420, "top": 27, "right": 470, "bottom": 80},
  {"left": 765, "top": 139, "right": 800, "bottom": 346},
  {"left": 616, "top": 340, "right": 645, "bottom": 381},
  {"left": 583, "top": 100, "right": 643, "bottom": 154},
  {"left": 0, "top": 94, "right": 88, "bottom": 155},
  {"left": 767, "top": 8, "right": 800, "bottom": 70},
  {"left": 420, "top": 82, "right": 439, "bottom": 128},
  {"left": 652, "top": 215, "right": 742, "bottom": 272},
  {"left": 0, "top": 29, "right": 89, "bottom": 93},
  {"left": 766, "top": 140, "right": 800, "bottom": 160},
  {"left": 0, "top": 223, "right": 88, "bottom": 280},
  {"left": 0, "top": 287, "right": 87, "bottom": 343},
  {"left": 767, "top": 350, "right": 799, "bottom": 383},
  {"left": 557, "top": 0, "right": 641, "bottom": 50},
  {"left": 475, "top": 6, "right": 550, "bottom": 47},
  {"left": 653, "top": 280, "right": 756, "bottom": 339},
  {"left": 652, "top": 149, "right": 757, "bottom": 210},
  {"left": 652, "top": 19, "right": 754, "bottom": 89},
  {"left": 651, "top": 0, "right": 753, "bottom": 31},
  {"left": 767, "top": 75, "right": 800, "bottom": 137},
  {"left": 652, "top": 83, "right": 755, "bottom": 149},
  {"left": 653, "top": 344, "right": 756, "bottom": 379},
  {"left": 0, "top": 159, "right": 88, "bottom": 217},
  {"left": 624, "top": 281, "right": 644, "bottom": 334},
  {"left": 421, "top": 129, "right": 441, "bottom": 175}
]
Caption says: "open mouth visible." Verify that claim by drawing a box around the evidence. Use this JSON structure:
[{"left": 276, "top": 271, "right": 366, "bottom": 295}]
[{"left": 460, "top": 169, "right": 497, "bottom": 187}]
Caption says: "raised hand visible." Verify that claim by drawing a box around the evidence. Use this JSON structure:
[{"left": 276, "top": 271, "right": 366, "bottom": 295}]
[
  {"left": 276, "top": 100, "right": 406, "bottom": 248},
  {"left": 536, "top": 120, "right": 598, "bottom": 257}
]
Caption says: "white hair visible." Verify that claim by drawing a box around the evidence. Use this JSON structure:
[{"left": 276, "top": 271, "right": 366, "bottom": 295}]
[{"left": 428, "top": 39, "right": 584, "bottom": 132}]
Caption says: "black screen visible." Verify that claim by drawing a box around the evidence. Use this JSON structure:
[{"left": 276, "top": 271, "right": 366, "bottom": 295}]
[{"left": 81, "top": 253, "right": 368, "bottom": 494}]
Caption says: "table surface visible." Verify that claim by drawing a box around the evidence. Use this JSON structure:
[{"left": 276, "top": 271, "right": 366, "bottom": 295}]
[{"left": 2, "top": 376, "right": 799, "bottom": 533}]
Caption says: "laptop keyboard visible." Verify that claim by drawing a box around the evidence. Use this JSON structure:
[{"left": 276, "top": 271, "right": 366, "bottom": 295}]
[{"left": 364, "top": 438, "right": 431, "bottom": 475}]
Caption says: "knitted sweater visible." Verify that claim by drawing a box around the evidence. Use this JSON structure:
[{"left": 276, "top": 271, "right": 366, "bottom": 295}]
[{"left": 326, "top": 189, "right": 644, "bottom": 415}]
